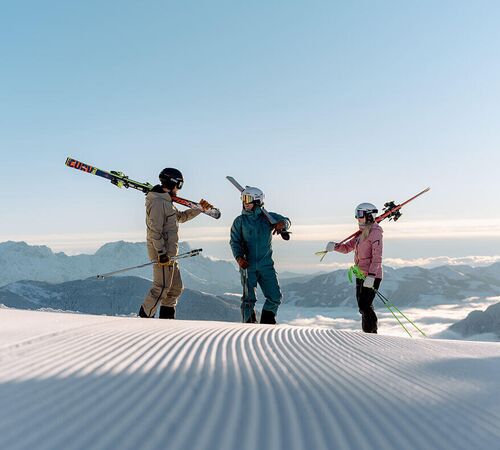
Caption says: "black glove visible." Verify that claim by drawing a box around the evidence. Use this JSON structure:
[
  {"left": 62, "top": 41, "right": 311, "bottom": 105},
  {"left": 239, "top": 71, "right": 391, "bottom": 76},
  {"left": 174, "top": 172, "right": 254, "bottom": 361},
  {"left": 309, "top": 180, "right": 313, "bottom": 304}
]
[
  {"left": 272, "top": 221, "right": 286, "bottom": 235},
  {"left": 157, "top": 253, "right": 171, "bottom": 267}
]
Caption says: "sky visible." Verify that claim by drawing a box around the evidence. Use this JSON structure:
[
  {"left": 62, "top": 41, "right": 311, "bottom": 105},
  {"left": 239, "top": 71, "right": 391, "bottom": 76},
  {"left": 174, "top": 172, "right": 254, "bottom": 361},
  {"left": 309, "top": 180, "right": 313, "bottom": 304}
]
[{"left": 1, "top": 0, "right": 500, "bottom": 272}]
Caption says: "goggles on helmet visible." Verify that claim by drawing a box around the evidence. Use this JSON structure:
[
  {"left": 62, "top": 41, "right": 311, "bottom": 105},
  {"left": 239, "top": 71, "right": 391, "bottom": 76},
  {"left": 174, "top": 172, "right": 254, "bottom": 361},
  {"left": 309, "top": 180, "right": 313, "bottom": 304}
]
[
  {"left": 172, "top": 178, "right": 183, "bottom": 189},
  {"left": 355, "top": 209, "right": 376, "bottom": 219},
  {"left": 241, "top": 194, "right": 255, "bottom": 204}
]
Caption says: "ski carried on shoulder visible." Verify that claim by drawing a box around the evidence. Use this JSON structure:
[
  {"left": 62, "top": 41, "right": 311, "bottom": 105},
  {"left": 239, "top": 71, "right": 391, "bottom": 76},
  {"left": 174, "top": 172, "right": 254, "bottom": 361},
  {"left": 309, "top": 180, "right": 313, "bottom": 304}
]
[
  {"left": 316, "top": 187, "right": 430, "bottom": 260},
  {"left": 226, "top": 176, "right": 291, "bottom": 240},
  {"left": 65, "top": 157, "right": 221, "bottom": 219}
]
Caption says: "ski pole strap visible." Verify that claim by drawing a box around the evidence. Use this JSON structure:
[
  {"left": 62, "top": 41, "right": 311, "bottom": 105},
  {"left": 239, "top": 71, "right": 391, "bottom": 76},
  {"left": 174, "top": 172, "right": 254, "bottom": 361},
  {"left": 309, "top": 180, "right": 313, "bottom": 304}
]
[
  {"left": 347, "top": 265, "right": 366, "bottom": 283},
  {"left": 315, "top": 250, "right": 328, "bottom": 262}
]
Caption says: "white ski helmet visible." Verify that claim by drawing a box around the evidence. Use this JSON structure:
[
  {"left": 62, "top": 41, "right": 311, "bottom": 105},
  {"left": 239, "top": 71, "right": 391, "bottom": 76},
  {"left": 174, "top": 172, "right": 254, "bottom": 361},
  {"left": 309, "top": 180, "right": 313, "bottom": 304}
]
[
  {"left": 355, "top": 202, "right": 378, "bottom": 222},
  {"left": 241, "top": 186, "right": 265, "bottom": 206}
]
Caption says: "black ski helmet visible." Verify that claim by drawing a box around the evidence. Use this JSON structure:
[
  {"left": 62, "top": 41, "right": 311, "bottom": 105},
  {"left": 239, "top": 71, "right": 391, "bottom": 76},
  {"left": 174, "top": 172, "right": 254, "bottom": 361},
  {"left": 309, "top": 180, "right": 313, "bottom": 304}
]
[{"left": 159, "top": 168, "right": 184, "bottom": 190}]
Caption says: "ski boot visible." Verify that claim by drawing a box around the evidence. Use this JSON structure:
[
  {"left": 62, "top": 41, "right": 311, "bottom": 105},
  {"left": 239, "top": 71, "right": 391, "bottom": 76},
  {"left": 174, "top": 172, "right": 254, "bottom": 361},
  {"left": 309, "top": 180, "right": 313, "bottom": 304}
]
[
  {"left": 260, "top": 309, "right": 276, "bottom": 325},
  {"left": 159, "top": 306, "right": 176, "bottom": 319}
]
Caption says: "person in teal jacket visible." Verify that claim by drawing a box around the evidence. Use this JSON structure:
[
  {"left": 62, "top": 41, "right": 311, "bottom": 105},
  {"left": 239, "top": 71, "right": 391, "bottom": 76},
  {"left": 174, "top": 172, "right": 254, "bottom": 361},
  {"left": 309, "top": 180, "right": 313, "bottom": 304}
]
[{"left": 230, "top": 186, "right": 291, "bottom": 324}]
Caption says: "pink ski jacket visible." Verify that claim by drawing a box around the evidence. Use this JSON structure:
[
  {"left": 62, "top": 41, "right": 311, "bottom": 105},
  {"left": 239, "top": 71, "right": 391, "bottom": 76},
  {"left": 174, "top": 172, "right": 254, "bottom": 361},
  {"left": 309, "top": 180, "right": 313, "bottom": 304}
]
[{"left": 335, "top": 223, "right": 383, "bottom": 279}]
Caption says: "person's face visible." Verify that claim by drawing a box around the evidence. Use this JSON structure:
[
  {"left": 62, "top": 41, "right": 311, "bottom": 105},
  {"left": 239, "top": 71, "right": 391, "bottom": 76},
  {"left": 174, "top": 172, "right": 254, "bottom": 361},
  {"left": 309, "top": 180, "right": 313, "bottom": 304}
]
[
  {"left": 171, "top": 186, "right": 179, "bottom": 195},
  {"left": 357, "top": 216, "right": 367, "bottom": 228},
  {"left": 243, "top": 202, "right": 254, "bottom": 211}
]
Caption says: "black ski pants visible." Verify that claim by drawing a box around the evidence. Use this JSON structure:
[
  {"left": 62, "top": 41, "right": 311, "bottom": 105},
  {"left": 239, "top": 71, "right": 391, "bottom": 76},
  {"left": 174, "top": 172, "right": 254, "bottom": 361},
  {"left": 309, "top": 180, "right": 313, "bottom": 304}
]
[{"left": 355, "top": 278, "right": 381, "bottom": 333}]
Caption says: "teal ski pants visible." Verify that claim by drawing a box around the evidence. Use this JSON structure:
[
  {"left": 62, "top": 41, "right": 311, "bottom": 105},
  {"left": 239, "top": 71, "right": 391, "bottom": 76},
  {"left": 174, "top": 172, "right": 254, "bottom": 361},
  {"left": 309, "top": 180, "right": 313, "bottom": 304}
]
[{"left": 240, "top": 267, "right": 283, "bottom": 322}]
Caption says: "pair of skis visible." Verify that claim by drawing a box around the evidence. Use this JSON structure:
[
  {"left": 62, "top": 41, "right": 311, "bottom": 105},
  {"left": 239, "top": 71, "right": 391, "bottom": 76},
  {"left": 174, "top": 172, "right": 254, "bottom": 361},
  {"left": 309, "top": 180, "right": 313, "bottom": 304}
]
[
  {"left": 65, "top": 157, "right": 221, "bottom": 219},
  {"left": 316, "top": 187, "right": 430, "bottom": 261}
]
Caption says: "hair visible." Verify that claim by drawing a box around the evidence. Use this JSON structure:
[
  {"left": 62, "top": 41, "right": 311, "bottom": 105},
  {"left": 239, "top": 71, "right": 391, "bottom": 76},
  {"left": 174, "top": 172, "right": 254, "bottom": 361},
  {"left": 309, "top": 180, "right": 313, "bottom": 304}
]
[{"left": 360, "top": 223, "right": 372, "bottom": 241}]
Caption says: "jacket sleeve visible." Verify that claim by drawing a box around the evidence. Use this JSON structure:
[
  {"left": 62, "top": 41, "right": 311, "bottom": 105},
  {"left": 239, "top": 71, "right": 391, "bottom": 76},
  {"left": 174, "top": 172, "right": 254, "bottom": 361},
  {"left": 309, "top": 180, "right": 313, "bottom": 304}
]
[
  {"left": 148, "top": 198, "right": 173, "bottom": 254},
  {"left": 269, "top": 212, "right": 291, "bottom": 230},
  {"left": 335, "top": 236, "right": 357, "bottom": 254},
  {"left": 230, "top": 217, "right": 244, "bottom": 260},
  {"left": 368, "top": 228, "right": 383, "bottom": 276},
  {"left": 176, "top": 208, "right": 201, "bottom": 223}
]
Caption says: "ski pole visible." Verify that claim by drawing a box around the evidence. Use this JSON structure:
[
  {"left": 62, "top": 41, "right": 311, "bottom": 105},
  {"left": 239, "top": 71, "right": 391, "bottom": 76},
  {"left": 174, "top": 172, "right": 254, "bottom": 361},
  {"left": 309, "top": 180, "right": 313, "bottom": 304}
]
[
  {"left": 96, "top": 249, "right": 203, "bottom": 279},
  {"left": 375, "top": 290, "right": 427, "bottom": 337},
  {"left": 375, "top": 292, "right": 412, "bottom": 337}
]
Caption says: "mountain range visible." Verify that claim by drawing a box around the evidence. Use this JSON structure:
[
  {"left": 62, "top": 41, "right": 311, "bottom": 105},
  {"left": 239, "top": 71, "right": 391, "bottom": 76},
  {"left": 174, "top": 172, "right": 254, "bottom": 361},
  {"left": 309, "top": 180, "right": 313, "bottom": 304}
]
[
  {"left": 0, "top": 240, "right": 240, "bottom": 295},
  {"left": 282, "top": 264, "right": 500, "bottom": 307},
  {"left": 2, "top": 240, "right": 500, "bottom": 337},
  {"left": 449, "top": 301, "right": 500, "bottom": 339}
]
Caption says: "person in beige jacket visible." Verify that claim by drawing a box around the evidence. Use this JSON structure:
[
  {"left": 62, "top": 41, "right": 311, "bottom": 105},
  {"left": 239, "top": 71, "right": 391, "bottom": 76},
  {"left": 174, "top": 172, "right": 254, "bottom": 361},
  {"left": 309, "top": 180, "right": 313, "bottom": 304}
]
[{"left": 138, "top": 167, "right": 212, "bottom": 319}]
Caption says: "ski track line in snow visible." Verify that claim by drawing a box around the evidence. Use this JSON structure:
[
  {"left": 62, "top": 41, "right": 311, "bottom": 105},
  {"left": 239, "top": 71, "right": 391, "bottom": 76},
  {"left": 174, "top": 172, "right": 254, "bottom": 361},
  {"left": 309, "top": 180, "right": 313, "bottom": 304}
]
[
  {"left": 332, "top": 330, "right": 500, "bottom": 436},
  {"left": 1, "top": 313, "right": 500, "bottom": 450}
]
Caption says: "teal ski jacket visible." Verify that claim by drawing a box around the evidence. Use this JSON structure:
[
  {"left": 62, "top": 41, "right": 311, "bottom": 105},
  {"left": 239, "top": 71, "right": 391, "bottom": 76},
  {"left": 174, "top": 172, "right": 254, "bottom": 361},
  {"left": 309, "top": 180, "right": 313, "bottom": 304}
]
[{"left": 230, "top": 207, "right": 291, "bottom": 268}]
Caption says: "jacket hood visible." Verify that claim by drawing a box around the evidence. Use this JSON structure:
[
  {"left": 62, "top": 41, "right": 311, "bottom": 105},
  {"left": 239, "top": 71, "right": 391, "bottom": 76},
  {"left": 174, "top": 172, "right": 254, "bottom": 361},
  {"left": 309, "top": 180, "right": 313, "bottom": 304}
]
[{"left": 146, "top": 189, "right": 172, "bottom": 202}]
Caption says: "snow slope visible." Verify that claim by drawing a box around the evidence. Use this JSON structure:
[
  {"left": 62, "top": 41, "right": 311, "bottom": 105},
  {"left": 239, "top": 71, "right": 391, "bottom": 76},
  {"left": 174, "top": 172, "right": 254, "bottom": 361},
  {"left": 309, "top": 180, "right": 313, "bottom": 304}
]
[{"left": 1, "top": 308, "right": 500, "bottom": 450}]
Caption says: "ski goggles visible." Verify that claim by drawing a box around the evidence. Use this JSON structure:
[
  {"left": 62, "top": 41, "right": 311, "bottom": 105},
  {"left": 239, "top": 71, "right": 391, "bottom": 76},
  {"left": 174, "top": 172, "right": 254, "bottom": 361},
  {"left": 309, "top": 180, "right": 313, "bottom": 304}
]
[
  {"left": 355, "top": 210, "right": 377, "bottom": 219},
  {"left": 172, "top": 178, "right": 184, "bottom": 189},
  {"left": 241, "top": 194, "right": 255, "bottom": 204}
]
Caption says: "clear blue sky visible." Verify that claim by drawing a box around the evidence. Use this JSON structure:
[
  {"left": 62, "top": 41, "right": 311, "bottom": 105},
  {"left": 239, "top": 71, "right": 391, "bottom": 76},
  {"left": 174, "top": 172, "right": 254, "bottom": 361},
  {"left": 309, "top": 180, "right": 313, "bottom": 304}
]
[{"left": 1, "top": 0, "right": 499, "bottom": 271}]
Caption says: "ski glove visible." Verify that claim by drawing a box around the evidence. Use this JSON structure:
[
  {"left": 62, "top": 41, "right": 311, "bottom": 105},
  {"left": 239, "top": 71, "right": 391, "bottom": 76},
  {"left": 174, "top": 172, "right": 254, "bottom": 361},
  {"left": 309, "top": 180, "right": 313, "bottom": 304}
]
[
  {"left": 199, "top": 199, "right": 213, "bottom": 211},
  {"left": 272, "top": 221, "right": 287, "bottom": 235},
  {"left": 326, "top": 241, "right": 338, "bottom": 252},
  {"left": 237, "top": 257, "right": 249, "bottom": 269},
  {"left": 363, "top": 276, "right": 376, "bottom": 289},
  {"left": 157, "top": 253, "right": 171, "bottom": 267}
]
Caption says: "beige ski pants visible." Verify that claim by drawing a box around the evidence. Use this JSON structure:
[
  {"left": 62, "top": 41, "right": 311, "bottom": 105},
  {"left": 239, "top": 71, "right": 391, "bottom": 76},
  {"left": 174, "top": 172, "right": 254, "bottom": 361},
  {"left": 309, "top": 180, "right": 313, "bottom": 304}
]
[{"left": 141, "top": 263, "right": 183, "bottom": 317}]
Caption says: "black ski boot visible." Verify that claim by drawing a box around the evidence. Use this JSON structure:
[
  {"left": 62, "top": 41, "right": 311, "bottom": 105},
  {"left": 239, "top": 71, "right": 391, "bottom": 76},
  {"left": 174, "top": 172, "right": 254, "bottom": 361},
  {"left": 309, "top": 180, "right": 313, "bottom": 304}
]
[
  {"left": 138, "top": 306, "right": 149, "bottom": 318},
  {"left": 242, "top": 309, "right": 257, "bottom": 323},
  {"left": 260, "top": 309, "right": 276, "bottom": 325},
  {"left": 159, "top": 306, "right": 176, "bottom": 319}
]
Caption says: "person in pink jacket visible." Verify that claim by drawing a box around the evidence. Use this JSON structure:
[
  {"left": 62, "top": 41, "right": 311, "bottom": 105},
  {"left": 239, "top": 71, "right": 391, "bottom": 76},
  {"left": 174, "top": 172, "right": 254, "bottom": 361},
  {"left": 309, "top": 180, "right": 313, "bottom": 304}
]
[{"left": 326, "top": 202, "right": 383, "bottom": 333}]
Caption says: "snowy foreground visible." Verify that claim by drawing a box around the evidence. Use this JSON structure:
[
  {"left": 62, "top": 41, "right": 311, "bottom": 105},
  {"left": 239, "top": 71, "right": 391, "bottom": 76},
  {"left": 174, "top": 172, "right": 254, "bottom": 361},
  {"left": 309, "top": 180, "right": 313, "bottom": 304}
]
[{"left": 1, "top": 309, "right": 500, "bottom": 450}]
